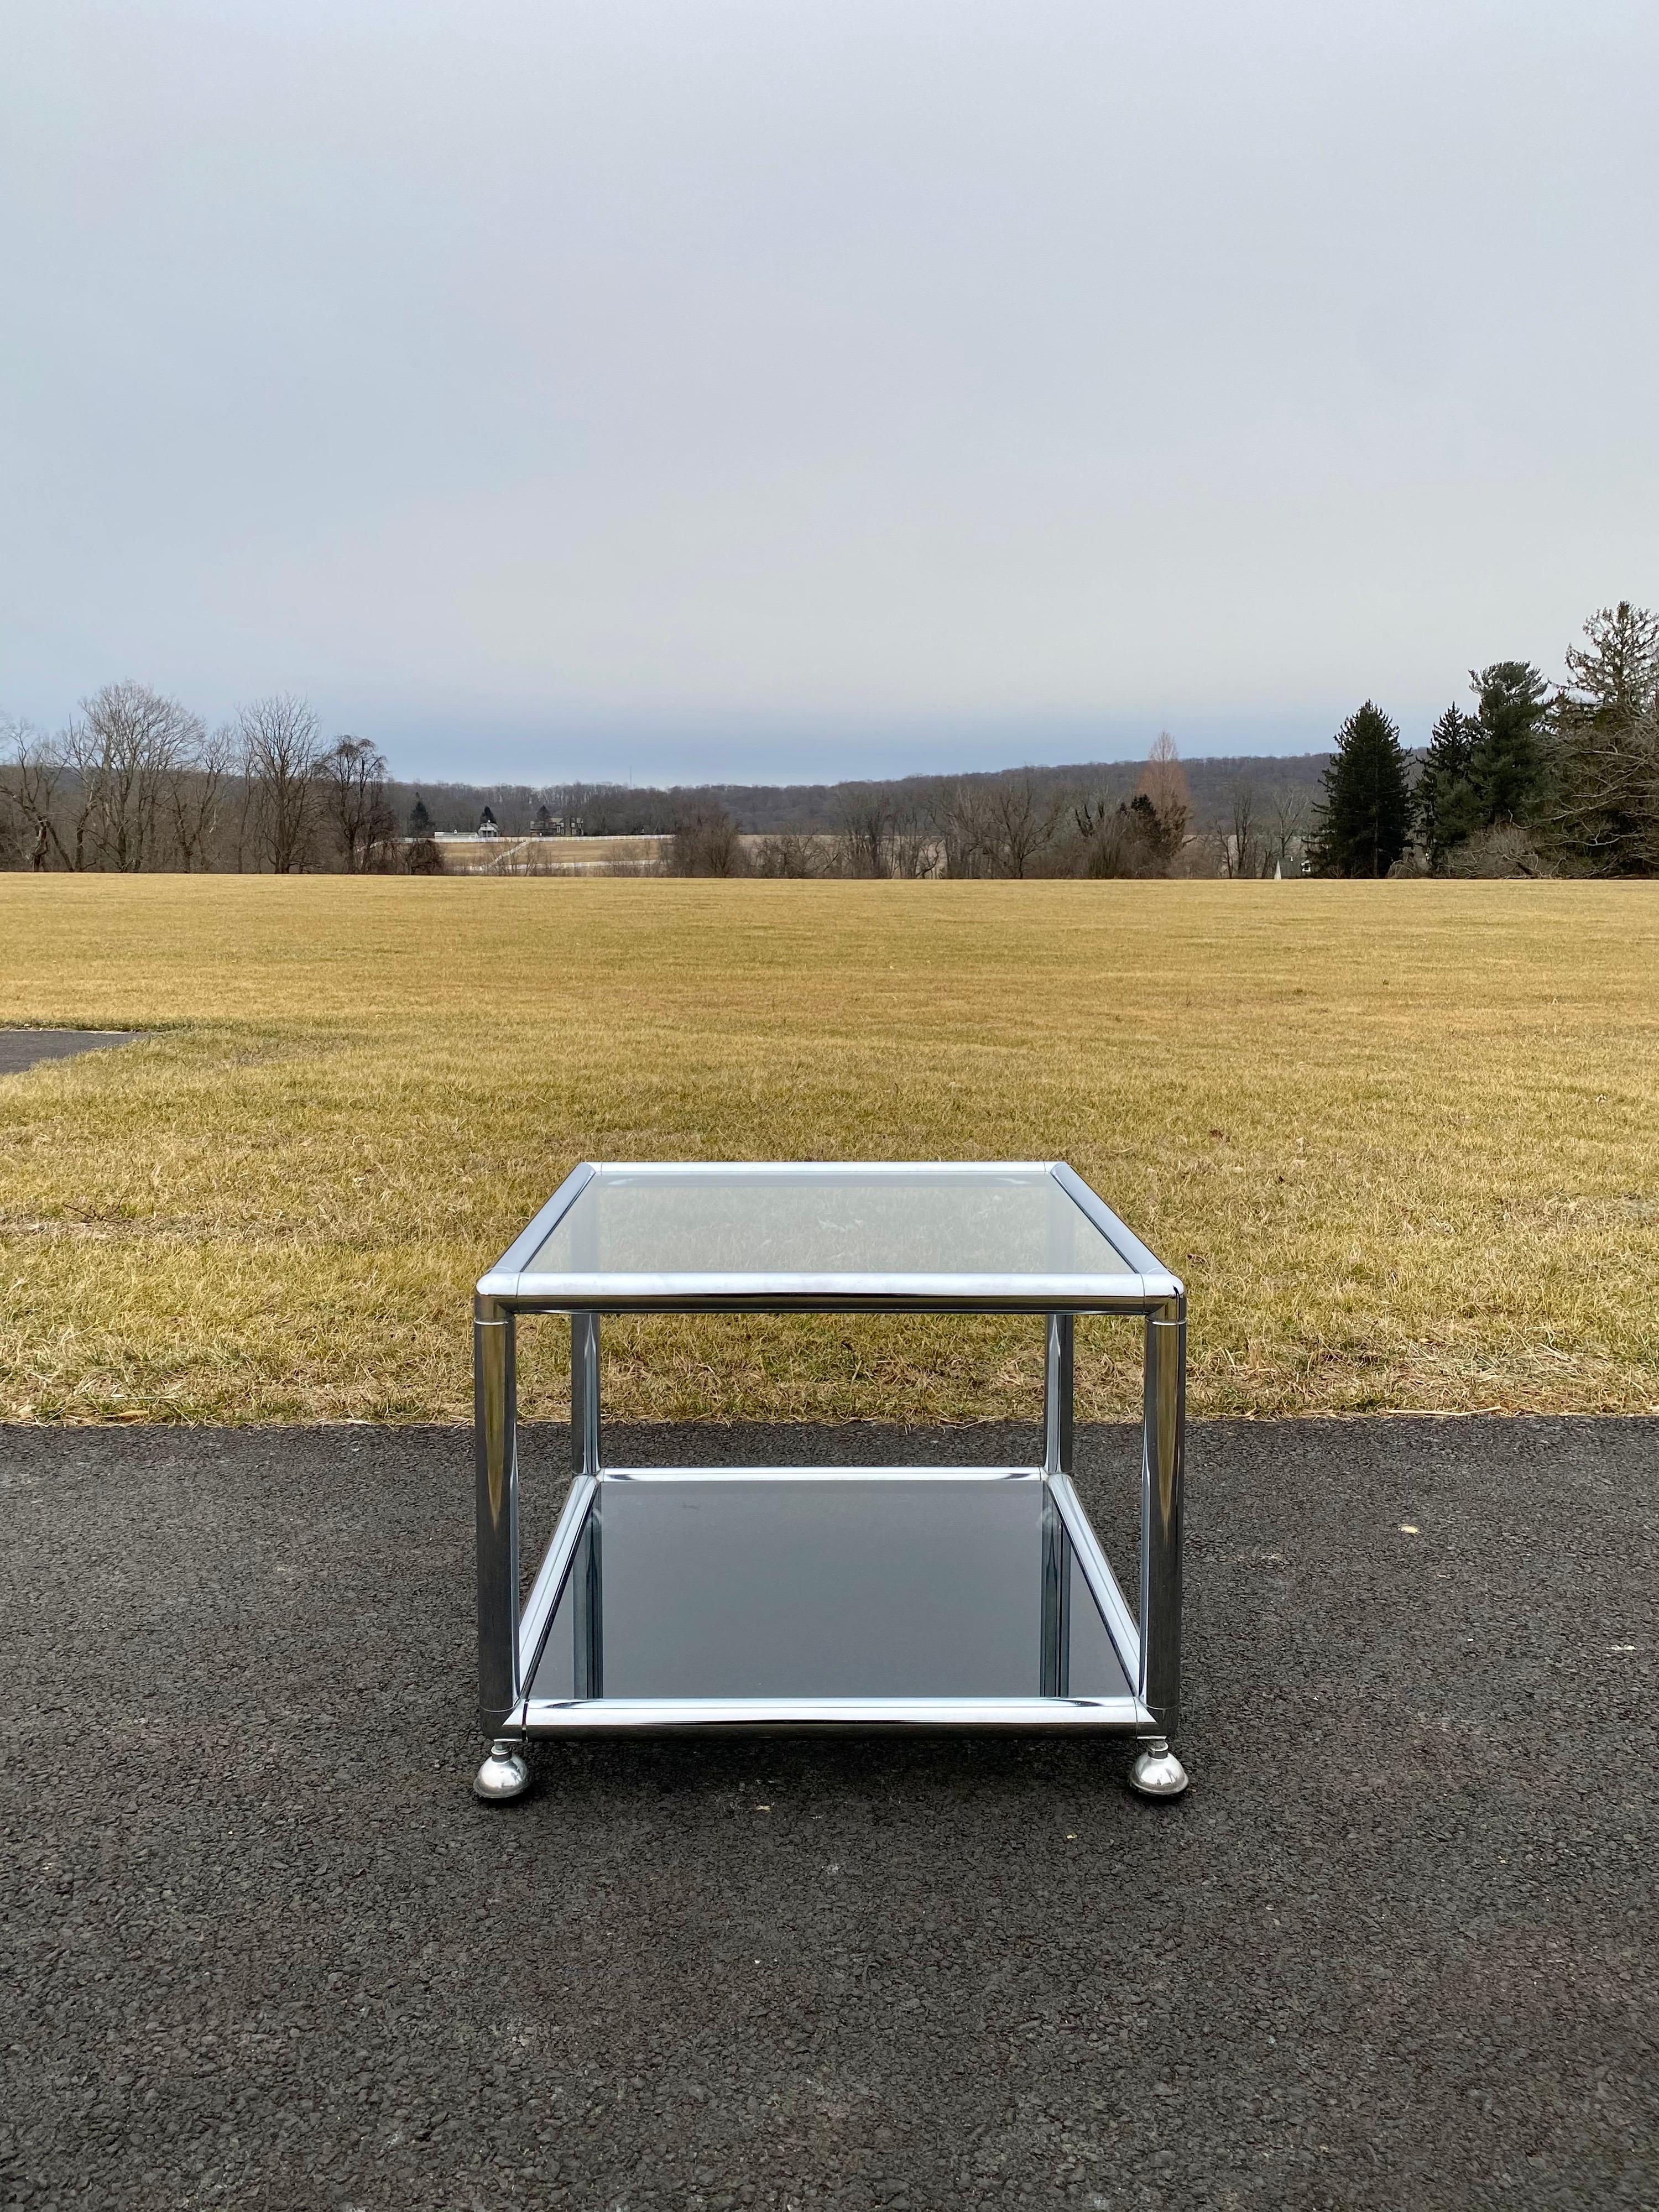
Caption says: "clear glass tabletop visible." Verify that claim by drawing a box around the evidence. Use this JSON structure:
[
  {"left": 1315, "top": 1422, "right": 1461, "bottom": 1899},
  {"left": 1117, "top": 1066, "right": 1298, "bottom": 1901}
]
[
  {"left": 529, "top": 1473, "right": 1131, "bottom": 1704},
  {"left": 483, "top": 1162, "right": 1173, "bottom": 1305}
]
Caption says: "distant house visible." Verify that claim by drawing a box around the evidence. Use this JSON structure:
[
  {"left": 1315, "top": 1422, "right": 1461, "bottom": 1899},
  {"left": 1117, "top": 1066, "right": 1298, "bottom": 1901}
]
[{"left": 477, "top": 806, "right": 500, "bottom": 838}]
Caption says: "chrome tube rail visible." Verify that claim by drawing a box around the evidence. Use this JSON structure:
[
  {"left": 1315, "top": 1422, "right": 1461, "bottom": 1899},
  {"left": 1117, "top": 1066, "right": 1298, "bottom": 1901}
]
[
  {"left": 472, "top": 1162, "right": 1188, "bottom": 1794},
  {"left": 472, "top": 1307, "right": 518, "bottom": 1734},
  {"left": 515, "top": 1694, "right": 1157, "bottom": 1734}
]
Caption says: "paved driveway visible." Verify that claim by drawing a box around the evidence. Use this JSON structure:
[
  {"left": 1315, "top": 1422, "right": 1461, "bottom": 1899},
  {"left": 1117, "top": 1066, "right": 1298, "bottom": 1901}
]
[
  {"left": 0, "top": 1030, "right": 140, "bottom": 1076},
  {"left": 1, "top": 1418, "right": 1654, "bottom": 2210}
]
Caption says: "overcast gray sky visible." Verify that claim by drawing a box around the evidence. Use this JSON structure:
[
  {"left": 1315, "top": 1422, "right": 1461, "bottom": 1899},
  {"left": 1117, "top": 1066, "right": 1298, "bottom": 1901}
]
[{"left": 3, "top": 1, "right": 1657, "bottom": 785}]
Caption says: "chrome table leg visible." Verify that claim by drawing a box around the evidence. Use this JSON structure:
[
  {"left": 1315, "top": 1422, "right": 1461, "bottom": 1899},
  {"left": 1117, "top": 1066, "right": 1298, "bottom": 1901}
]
[
  {"left": 1040, "top": 1314, "right": 1074, "bottom": 1698},
  {"left": 1132, "top": 1296, "right": 1190, "bottom": 1798},
  {"left": 473, "top": 1296, "right": 530, "bottom": 1801}
]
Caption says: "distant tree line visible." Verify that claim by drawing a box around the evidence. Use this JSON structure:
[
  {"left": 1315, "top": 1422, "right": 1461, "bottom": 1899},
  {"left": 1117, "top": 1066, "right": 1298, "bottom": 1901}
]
[
  {"left": 662, "top": 733, "right": 1204, "bottom": 878},
  {"left": 382, "top": 750, "right": 1329, "bottom": 851},
  {"left": 1310, "top": 603, "right": 1659, "bottom": 878},
  {"left": 662, "top": 734, "right": 1326, "bottom": 879},
  {"left": 1, "top": 688, "right": 422, "bottom": 874},
  {"left": 0, "top": 697, "right": 1318, "bottom": 878},
  {"left": 9, "top": 602, "right": 1652, "bottom": 879}
]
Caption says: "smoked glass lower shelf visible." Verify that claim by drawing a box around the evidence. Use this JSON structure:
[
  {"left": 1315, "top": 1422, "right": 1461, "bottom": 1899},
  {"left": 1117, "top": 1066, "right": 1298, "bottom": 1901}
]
[{"left": 510, "top": 1469, "right": 1150, "bottom": 1734}]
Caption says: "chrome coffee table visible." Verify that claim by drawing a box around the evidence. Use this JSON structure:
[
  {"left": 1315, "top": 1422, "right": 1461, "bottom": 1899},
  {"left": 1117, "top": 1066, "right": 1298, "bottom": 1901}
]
[{"left": 472, "top": 1162, "right": 1188, "bottom": 1803}]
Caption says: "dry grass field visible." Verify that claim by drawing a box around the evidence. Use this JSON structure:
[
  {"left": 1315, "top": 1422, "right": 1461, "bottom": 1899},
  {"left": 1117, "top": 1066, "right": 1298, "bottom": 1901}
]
[{"left": 2, "top": 874, "right": 1656, "bottom": 1427}]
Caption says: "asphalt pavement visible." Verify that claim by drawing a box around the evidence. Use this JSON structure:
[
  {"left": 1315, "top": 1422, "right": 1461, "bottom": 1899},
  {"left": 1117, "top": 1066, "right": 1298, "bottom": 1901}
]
[
  {"left": 2, "top": 1416, "right": 1655, "bottom": 2211},
  {"left": 0, "top": 1031, "right": 140, "bottom": 1077}
]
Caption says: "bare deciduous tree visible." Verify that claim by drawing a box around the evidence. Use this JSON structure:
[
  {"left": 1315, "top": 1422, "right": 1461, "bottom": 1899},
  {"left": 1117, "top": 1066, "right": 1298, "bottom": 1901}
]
[
  {"left": 167, "top": 725, "right": 232, "bottom": 870},
  {"left": 404, "top": 826, "right": 445, "bottom": 875},
  {"left": 1071, "top": 792, "right": 1170, "bottom": 877},
  {"left": 240, "top": 695, "right": 325, "bottom": 873},
  {"left": 4, "top": 721, "right": 70, "bottom": 868},
  {"left": 829, "top": 786, "right": 938, "bottom": 879},
  {"left": 1070, "top": 734, "right": 1191, "bottom": 878},
  {"left": 0, "top": 742, "right": 23, "bottom": 869},
  {"left": 1266, "top": 785, "right": 1308, "bottom": 875},
  {"left": 888, "top": 802, "right": 938, "bottom": 879},
  {"left": 833, "top": 785, "right": 894, "bottom": 878},
  {"left": 1137, "top": 732, "right": 1191, "bottom": 856},
  {"left": 74, "top": 682, "right": 205, "bottom": 870},
  {"left": 932, "top": 782, "right": 983, "bottom": 878},
  {"left": 927, "top": 773, "right": 1062, "bottom": 880},
  {"left": 1220, "top": 779, "right": 1268, "bottom": 878},
  {"left": 321, "top": 737, "right": 397, "bottom": 872},
  {"left": 1073, "top": 792, "right": 1133, "bottom": 877},
  {"left": 6, "top": 686, "right": 208, "bottom": 870},
  {"left": 982, "top": 774, "right": 1062, "bottom": 877},
  {"left": 751, "top": 832, "right": 827, "bottom": 878},
  {"left": 939, "top": 780, "right": 1034, "bottom": 878},
  {"left": 667, "top": 804, "right": 747, "bottom": 876}
]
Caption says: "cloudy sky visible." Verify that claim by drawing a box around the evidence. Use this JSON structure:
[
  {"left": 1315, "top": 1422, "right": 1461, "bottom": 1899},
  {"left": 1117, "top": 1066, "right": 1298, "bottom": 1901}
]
[{"left": 3, "top": 1, "right": 1657, "bottom": 785}]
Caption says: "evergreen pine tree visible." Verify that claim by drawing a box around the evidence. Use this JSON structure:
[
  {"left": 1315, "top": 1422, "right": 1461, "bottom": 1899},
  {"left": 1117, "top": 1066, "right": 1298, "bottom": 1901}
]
[
  {"left": 407, "top": 794, "right": 432, "bottom": 838},
  {"left": 1552, "top": 604, "right": 1659, "bottom": 874},
  {"left": 1415, "top": 705, "right": 1482, "bottom": 868},
  {"left": 1309, "top": 702, "right": 1412, "bottom": 877},
  {"left": 1468, "top": 661, "right": 1550, "bottom": 826},
  {"left": 1561, "top": 602, "right": 1659, "bottom": 723}
]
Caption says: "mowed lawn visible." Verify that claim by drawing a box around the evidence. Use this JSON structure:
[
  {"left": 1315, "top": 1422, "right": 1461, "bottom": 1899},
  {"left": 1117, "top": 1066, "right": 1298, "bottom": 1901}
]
[{"left": 2, "top": 873, "right": 1656, "bottom": 1426}]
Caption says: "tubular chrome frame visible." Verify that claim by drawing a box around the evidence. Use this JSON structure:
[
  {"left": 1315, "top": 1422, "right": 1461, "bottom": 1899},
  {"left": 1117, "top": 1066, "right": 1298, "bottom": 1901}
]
[
  {"left": 474, "top": 1161, "right": 1185, "bottom": 1752},
  {"left": 477, "top": 1160, "right": 1181, "bottom": 1313}
]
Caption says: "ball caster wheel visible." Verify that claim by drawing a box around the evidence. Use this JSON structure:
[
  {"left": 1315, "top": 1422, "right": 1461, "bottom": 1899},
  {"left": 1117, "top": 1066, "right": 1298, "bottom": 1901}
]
[
  {"left": 473, "top": 1738, "right": 531, "bottom": 1803},
  {"left": 1128, "top": 1738, "right": 1190, "bottom": 1799}
]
